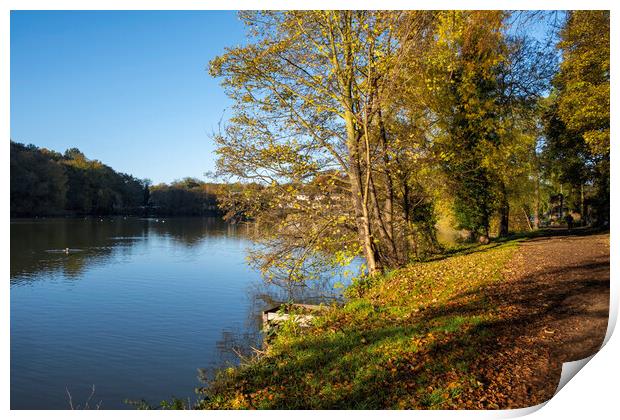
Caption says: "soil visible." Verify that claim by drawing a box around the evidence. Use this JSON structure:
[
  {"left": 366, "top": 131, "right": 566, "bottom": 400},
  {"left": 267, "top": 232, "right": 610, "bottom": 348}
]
[{"left": 470, "top": 230, "right": 610, "bottom": 409}]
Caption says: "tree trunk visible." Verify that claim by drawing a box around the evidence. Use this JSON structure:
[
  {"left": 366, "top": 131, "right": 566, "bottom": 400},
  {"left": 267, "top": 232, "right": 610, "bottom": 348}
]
[
  {"left": 533, "top": 162, "right": 540, "bottom": 229},
  {"left": 369, "top": 174, "right": 398, "bottom": 264},
  {"left": 499, "top": 206, "right": 509, "bottom": 236},
  {"left": 499, "top": 183, "right": 509, "bottom": 237},
  {"left": 340, "top": 25, "right": 381, "bottom": 276},
  {"left": 349, "top": 168, "right": 381, "bottom": 275},
  {"left": 580, "top": 183, "right": 585, "bottom": 226},
  {"left": 559, "top": 184, "right": 564, "bottom": 219},
  {"left": 344, "top": 112, "right": 381, "bottom": 275},
  {"left": 402, "top": 181, "right": 415, "bottom": 259},
  {"left": 377, "top": 108, "right": 396, "bottom": 244},
  {"left": 523, "top": 207, "right": 533, "bottom": 231}
]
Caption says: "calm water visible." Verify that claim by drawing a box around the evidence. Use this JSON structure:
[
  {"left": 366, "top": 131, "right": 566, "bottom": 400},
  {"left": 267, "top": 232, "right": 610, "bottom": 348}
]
[{"left": 10, "top": 217, "right": 344, "bottom": 409}]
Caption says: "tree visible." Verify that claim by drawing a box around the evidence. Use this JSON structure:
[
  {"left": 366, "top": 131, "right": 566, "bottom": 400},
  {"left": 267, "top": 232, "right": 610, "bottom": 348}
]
[
  {"left": 492, "top": 15, "right": 558, "bottom": 235},
  {"left": 542, "top": 11, "right": 610, "bottom": 226},
  {"left": 149, "top": 178, "right": 222, "bottom": 216},
  {"left": 211, "top": 11, "right": 440, "bottom": 280},
  {"left": 10, "top": 142, "right": 67, "bottom": 216},
  {"left": 142, "top": 179, "right": 152, "bottom": 207},
  {"left": 210, "top": 10, "right": 570, "bottom": 283},
  {"left": 10, "top": 141, "right": 149, "bottom": 216},
  {"left": 420, "top": 11, "right": 508, "bottom": 240},
  {"left": 414, "top": 11, "right": 558, "bottom": 238},
  {"left": 555, "top": 11, "right": 609, "bottom": 157}
]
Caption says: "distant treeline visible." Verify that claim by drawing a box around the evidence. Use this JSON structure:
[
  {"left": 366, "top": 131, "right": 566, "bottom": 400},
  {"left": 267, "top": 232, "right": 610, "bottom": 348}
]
[
  {"left": 10, "top": 141, "right": 226, "bottom": 217},
  {"left": 149, "top": 178, "right": 221, "bottom": 216}
]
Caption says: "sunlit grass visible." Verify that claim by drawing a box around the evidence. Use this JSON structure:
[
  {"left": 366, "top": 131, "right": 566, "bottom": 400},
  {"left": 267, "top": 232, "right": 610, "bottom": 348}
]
[{"left": 197, "top": 239, "right": 522, "bottom": 409}]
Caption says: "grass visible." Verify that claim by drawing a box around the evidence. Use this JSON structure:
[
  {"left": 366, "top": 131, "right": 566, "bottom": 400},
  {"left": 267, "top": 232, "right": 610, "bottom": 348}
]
[{"left": 195, "top": 239, "right": 523, "bottom": 409}]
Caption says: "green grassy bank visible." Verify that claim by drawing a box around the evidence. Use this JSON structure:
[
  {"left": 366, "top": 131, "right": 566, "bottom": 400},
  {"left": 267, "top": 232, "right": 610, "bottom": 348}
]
[{"left": 194, "top": 238, "right": 524, "bottom": 409}]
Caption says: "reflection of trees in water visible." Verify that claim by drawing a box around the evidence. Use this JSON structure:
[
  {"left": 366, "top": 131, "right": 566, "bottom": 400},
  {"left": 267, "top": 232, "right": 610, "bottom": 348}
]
[
  {"left": 10, "top": 218, "right": 148, "bottom": 281},
  {"left": 198, "top": 328, "right": 264, "bottom": 385},
  {"left": 144, "top": 217, "right": 250, "bottom": 247},
  {"left": 202, "top": 271, "right": 350, "bottom": 384},
  {"left": 251, "top": 279, "right": 342, "bottom": 308},
  {"left": 147, "top": 217, "right": 216, "bottom": 246},
  {"left": 10, "top": 217, "right": 242, "bottom": 284}
]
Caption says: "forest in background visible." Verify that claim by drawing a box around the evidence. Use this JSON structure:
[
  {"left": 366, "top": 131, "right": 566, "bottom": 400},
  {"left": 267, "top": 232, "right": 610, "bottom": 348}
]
[{"left": 10, "top": 141, "right": 225, "bottom": 217}]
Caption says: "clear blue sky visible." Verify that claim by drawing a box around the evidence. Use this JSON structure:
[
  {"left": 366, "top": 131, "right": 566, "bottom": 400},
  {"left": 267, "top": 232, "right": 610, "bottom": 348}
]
[
  {"left": 11, "top": 11, "right": 246, "bottom": 184},
  {"left": 11, "top": 11, "right": 561, "bottom": 184}
]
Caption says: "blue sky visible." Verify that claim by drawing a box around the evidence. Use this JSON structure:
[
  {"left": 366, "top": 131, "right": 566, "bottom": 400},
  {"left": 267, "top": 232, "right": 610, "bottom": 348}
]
[
  {"left": 10, "top": 11, "right": 562, "bottom": 184},
  {"left": 11, "top": 11, "right": 246, "bottom": 184}
]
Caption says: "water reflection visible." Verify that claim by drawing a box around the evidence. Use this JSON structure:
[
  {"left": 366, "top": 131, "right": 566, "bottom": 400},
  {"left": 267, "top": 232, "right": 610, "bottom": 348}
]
[
  {"left": 203, "top": 272, "right": 350, "bottom": 383},
  {"left": 10, "top": 217, "right": 349, "bottom": 409},
  {"left": 10, "top": 217, "right": 247, "bottom": 282}
]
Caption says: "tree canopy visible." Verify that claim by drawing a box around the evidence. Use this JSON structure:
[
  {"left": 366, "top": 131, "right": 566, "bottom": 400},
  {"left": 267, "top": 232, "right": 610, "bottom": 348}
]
[
  {"left": 11, "top": 141, "right": 150, "bottom": 216},
  {"left": 210, "top": 10, "right": 609, "bottom": 284}
]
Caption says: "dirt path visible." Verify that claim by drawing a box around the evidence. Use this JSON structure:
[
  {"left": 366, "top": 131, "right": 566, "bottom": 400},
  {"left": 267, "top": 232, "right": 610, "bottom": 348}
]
[{"left": 470, "top": 231, "right": 610, "bottom": 408}]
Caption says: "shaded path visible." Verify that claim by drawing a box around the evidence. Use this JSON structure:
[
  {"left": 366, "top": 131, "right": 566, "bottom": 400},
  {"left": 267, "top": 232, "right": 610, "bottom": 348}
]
[{"left": 468, "top": 231, "right": 610, "bottom": 408}]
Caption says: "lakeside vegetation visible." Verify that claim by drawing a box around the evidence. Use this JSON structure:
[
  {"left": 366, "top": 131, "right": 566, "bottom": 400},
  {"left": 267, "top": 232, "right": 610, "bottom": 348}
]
[
  {"left": 208, "top": 10, "right": 609, "bottom": 286},
  {"left": 135, "top": 228, "right": 609, "bottom": 410},
  {"left": 194, "top": 10, "right": 608, "bottom": 409},
  {"left": 195, "top": 238, "right": 522, "bottom": 409}
]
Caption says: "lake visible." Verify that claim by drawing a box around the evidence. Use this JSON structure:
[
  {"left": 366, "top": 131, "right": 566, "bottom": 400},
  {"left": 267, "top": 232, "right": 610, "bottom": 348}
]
[{"left": 10, "top": 217, "right": 345, "bottom": 409}]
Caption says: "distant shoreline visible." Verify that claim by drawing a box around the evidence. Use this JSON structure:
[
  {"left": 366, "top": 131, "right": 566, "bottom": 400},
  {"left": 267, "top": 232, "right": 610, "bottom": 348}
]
[{"left": 10, "top": 214, "right": 225, "bottom": 220}]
